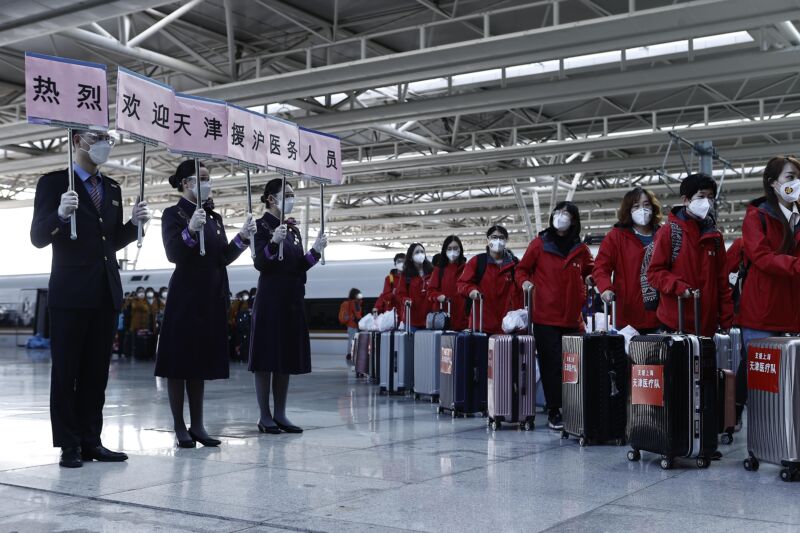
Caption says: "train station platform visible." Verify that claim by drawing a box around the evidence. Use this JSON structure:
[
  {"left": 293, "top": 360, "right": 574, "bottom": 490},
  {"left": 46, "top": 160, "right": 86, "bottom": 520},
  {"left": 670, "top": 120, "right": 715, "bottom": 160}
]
[{"left": 0, "top": 339, "right": 798, "bottom": 532}]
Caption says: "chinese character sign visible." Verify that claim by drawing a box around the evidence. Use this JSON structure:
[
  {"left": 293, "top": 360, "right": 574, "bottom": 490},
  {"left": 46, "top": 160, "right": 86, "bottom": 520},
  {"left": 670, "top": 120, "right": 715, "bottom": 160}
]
[
  {"left": 747, "top": 345, "right": 781, "bottom": 394},
  {"left": 631, "top": 365, "right": 664, "bottom": 406},
  {"left": 562, "top": 352, "right": 580, "bottom": 384},
  {"left": 168, "top": 93, "right": 228, "bottom": 159},
  {"left": 26, "top": 52, "right": 108, "bottom": 129},
  {"left": 299, "top": 127, "right": 343, "bottom": 184},
  {"left": 226, "top": 104, "right": 268, "bottom": 169},
  {"left": 115, "top": 67, "right": 175, "bottom": 146},
  {"left": 265, "top": 115, "right": 300, "bottom": 173}
]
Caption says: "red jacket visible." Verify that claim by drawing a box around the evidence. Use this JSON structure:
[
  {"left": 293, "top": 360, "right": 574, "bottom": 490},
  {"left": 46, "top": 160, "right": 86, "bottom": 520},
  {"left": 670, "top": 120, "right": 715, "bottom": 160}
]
[
  {"left": 739, "top": 198, "right": 800, "bottom": 332},
  {"left": 375, "top": 270, "right": 400, "bottom": 313},
  {"left": 515, "top": 232, "right": 594, "bottom": 330},
  {"left": 646, "top": 207, "right": 733, "bottom": 336},
  {"left": 428, "top": 262, "right": 468, "bottom": 330},
  {"left": 339, "top": 299, "right": 363, "bottom": 329},
  {"left": 457, "top": 252, "right": 523, "bottom": 335},
  {"left": 726, "top": 237, "right": 744, "bottom": 275},
  {"left": 592, "top": 226, "right": 661, "bottom": 330},
  {"left": 396, "top": 272, "right": 433, "bottom": 328}
]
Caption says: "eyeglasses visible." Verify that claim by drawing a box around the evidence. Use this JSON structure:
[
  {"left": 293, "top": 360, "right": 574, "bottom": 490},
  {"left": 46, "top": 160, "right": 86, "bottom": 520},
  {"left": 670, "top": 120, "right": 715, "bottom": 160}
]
[{"left": 80, "top": 133, "right": 115, "bottom": 146}]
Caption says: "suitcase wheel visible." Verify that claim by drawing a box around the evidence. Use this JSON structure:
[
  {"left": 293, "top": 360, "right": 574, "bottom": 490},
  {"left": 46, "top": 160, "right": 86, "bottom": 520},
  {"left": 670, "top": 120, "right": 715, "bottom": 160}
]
[
  {"left": 521, "top": 420, "right": 534, "bottom": 432},
  {"left": 431, "top": 395, "right": 438, "bottom": 404},
  {"left": 720, "top": 433, "right": 733, "bottom": 445},
  {"left": 627, "top": 449, "right": 641, "bottom": 462},
  {"left": 578, "top": 436, "right": 588, "bottom": 448},
  {"left": 437, "top": 406, "right": 444, "bottom": 414},
  {"left": 696, "top": 457, "right": 710, "bottom": 469},
  {"left": 743, "top": 454, "right": 759, "bottom": 472},
  {"left": 779, "top": 461, "right": 800, "bottom": 482},
  {"left": 660, "top": 457, "right": 673, "bottom": 470},
  {"left": 615, "top": 438, "right": 626, "bottom": 447},
  {"left": 560, "top": 431, "right": 569, "bottom": 440},
  {"left": 414, "top": 393, "right": 420, "bottom": 401},
  {"left": 490, "top": 419, "right": 501, "bottom": 431},
  {"left": 451, "top": 410, "right": 458, "bottom": 419}
]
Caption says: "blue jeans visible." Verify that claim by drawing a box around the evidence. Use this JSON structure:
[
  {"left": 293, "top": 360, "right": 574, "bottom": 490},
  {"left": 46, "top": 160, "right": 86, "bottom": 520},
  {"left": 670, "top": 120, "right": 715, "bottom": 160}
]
[
  {"left": 347, "top": 327, "right": 358, "bottom": 355},
  {"left": 736, "top": 328, "right": 785, "bottom": 406}
]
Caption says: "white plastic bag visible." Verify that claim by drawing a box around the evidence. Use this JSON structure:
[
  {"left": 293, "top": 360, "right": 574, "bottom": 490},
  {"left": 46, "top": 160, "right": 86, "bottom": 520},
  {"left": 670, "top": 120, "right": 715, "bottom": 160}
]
[
  {"left": 501, "top": 309, "right": 529, "bottom": 334},
  {"left": 619, "top": 325, "right": 640, "bottom": 354},
  {"left": 358, "top": 314, "right": 376, "bottom": 331},
  {"left": 376, "top": 311, "right": 397, "bottom": 332}
]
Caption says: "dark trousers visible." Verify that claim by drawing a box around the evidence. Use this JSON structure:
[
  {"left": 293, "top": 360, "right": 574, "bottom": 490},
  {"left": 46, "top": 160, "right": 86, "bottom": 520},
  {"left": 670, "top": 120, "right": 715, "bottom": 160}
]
[
  {"left": 49, "top": 292, "right": 116, "bottom": 448},
  {"left": 533, "top": 323, "right": 579, "bottom": 413}
]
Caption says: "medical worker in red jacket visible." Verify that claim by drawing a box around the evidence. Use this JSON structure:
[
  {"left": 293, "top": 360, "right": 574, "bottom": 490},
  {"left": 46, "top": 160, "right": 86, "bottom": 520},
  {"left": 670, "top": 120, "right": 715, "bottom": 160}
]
[
  {"left": 593, "top": 187, "right": 662, "bottom": 333},
  {"left": 396, "top": 243, "right": 433, "bottom": 332},
  {"left": 373, "top": 253, "right": 405, "bottom": 314},
  {"left": 428, "top": 235, "right": 468, "bottom": 331},
  {"left": 516, "top": 202, "right": 594, "bottom": 431}
]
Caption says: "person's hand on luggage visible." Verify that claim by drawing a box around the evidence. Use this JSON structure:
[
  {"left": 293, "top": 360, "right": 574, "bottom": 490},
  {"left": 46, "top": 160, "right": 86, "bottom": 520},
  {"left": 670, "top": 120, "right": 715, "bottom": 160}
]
[
  {"left": 271, "top": 224, "right": 287, "bottom": 244},
  {"left": 188, "top": 209, "right": 206, "bottom": 234},
  {"left": 469, "top": 290, "right": 481, "bottom": 300},
  {"left": 58, "top": 190, "right": 79, "bottom": 219},
  {"left": 522, "top": 281, "right": 534, "bottom": 292},
  {"left": 313, "top": 232, "right": 328, "bottom": 253},
  {"left": 437, "top": 295, "right": 446, "bottom": 303},
  {"left": 680, "top": 288, "right": 693, "bottom": 298},
  {"left": 239, "top": 214, "right": 256, "bottom": 241},
  {"left": 601, "top": 290, "right": 615, "bottom": 303}
]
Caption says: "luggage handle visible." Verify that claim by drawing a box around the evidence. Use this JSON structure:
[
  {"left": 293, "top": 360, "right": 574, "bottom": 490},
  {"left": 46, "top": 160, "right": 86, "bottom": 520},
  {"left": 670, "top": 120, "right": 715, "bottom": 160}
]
[
  {"left": 470, "top": 293, "right": 484, "bottom": 333},
  {"left": 439, "top": 298, "right": 451, "bottom": 316},
  {"left": 405, "top": 300, "right": 412, "bottom": 334},
  {"left": 601, "top": 295, "right": 617, "bottom": 333},
  {"left": 677, "top": 289, "right": 701, "bottom": 334},
  {"left": 524, "top": 285, "right": 533, "bottom": 336}
]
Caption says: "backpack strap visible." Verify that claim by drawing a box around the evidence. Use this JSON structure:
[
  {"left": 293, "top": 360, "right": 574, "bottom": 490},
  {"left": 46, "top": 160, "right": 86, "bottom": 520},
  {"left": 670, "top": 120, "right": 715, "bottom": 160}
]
[
  {"left": 669, "top": 221, "right": 682, "bottom": 264},
  {"left": 475, "top": 252, "right": 489, "bottom": 287}
]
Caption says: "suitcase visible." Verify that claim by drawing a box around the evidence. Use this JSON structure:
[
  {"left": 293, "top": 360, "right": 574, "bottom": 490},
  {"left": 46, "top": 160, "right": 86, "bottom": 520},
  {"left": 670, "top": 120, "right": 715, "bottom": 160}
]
[
  {"left": 626, "top": 292, "right": 718, "bottom": 470},
  {"left": 438, "top": 297, "right": 488, "bottom": 418},
  {"left": 561, "top": 300, "right": 628, "bottom": 446},
  {"left": 379, "top": 302, "right": 414, "bottom": 395},
  {"left": 413, "top": 330, "right": 443, "bottom": 402},
  {"left": 717, "top": 368, "right": 736, "bottom": 445},
  {"left": 425, "top": 300, "right": 451, "bottom": 331},
  {"left": 715, "top": 328, "right": 742, "bottom": 372},
  {"left": 487, "top": 288, "right": 536, "bottom": 431},
  {"left": 369, "top": 333, "right": 381, "bottom": 384},
  {"left": 354, "top": 331, "right": 373, "bottom": 378},
  {"left": 743, "top": 337, "right": 800, "bottom": 482},
  {"left": 132, "top": 329, "right": 155, "bottom": 359}
]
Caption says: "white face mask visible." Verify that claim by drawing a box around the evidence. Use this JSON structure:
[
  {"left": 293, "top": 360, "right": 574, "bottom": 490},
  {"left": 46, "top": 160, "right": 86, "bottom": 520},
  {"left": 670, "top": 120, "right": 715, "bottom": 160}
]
[
  {"left": 241, "top": 294, "right": 249, "bottom": 301},
  {"left": 356, "top": 294, "right": 363, "bottom": 300},
  {"left": 446, "top": 250, "right": 459, "bottom": 262},
  {"left": 631, "top": 207, "right": 652, "bottom": 226},
  {"left": 273, "top": 195, "right": 294, "bottom": 215},
  {"left": 395, "top": 262, "right": 404, "bottom": 272},
  {"left": 160, "top": 291, "right": 167, "bottom": 299},
  {"left": 136, "top": 292, "right": 145, "bottom": 299},
  {"left": 80, "top": 137, "right": 113, "bottom": 165},
  {"left": 413, "top": 252, "right": 426, "bottom": 265},
  {"left": 688, "top": 198, "right": 711, "bottom": 220},
  {"left": 553, "top": 212, "right": 572, "bottom": 231},
  {"left": 489, "top": 239, "right": 506, "bottom": 253},
  {"left": 775, "top": 179, "right": 800, "bottom": 203},
  {"left": 187, "top": 177, "right": 212, "bottom": 201},
  {"left": 146, "top": 296, "right": 154, "bottom": 303}
]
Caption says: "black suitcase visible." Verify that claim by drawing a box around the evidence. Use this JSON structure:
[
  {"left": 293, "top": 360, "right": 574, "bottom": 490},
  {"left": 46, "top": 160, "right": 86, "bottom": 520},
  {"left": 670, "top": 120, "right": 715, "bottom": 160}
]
[
  {"left": 438, "top": 297, "right": 488, "bottom": 418},
  {"left": 626, "top": 292, "right": 718, "bottom": 469},
  {"left": 132, "top": 329, "right": 155, "bottom": 360},
  {"left": 561, "top": 300, "right": 628, "bottom": 446}
]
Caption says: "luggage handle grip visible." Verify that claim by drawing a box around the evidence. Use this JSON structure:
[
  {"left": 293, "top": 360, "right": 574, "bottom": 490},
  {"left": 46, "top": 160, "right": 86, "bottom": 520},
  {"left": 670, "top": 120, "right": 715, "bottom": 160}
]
[
  {"left": 405, "top": 300, "right": 412, "bottom": 334},
  {"left": 677, "top": 289, "right": 701, "bottom": 334},
  {"left": 471, "top": 293, "right": 484, "bottom": 333},
  {"left": 439, "top": 298, "right": 451, "bottom": 317},
  {"left": 601, "top": 295, "right": 617, "bottom": 333},
  {"left": 524, "top": 285, "right": 533, "bottom": 336}
]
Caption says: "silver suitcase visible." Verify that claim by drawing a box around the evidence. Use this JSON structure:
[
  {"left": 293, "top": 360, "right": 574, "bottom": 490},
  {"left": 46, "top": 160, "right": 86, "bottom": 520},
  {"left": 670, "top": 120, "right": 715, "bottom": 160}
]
[
  {"left": 487, "top": 334, "right": 536, "bottom": 431},
  {"left": 714, "top": 328, "right": 742, "bottom": 372},
  {"left": 743, "top": 337, "right": 800, "bottom": 482},
  {"left": 413, "top": 330, "right": 442, "bottom": 402},
  {"left": 729, "top": 327, "right": 742, "bottom": 372},
  {"left": 379, "top": 303, "right": 414, "bottom": 395}
]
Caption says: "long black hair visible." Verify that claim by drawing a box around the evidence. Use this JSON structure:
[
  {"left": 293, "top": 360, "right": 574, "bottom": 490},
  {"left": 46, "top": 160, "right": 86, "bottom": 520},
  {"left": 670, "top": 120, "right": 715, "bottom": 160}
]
[
  {"left": 548, "top": 200, "right": 582, "bottom": 243},
  {"left": 403, "top": 242, "right": 433, "bottom": 277},
  {"left": 348, "top": 287, "right": 361, "bottom": 300},
  {"left": 439, "top": 235, "right": 466, "bottom": 267}
]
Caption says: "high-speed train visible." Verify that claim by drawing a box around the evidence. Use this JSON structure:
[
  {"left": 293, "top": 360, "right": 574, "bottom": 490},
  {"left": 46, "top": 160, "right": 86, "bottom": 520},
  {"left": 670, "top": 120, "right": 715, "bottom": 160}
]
[{"left": 0, "top": 259, "right": 393, "bottom": 354}]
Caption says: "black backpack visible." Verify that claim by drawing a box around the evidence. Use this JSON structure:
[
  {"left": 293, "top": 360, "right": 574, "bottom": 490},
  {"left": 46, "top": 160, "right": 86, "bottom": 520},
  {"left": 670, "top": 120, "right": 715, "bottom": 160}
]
[{"left": 466, "top": 252, "right": 519, "bottom": 313}]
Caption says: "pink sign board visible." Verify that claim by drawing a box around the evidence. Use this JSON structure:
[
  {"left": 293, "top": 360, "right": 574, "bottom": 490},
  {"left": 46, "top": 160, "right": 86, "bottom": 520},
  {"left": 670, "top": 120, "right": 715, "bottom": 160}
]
[
  {"left": 265, "top": 115, "right": 300, "bottom": 173},
  {"left": 299, "top": 127, "right": 343, "bottom": 185},
  {"left": 169, "top": 93, "right": 228, "bottom": 160},
  {"left": 115, "top": 67, "right": 175, "bottom": 146},
  {"left": 226, "top": 104, "right": 268, "bottom": 169},
  {"left": 25, "top": 52, "right": 108, "bottom": 129}
]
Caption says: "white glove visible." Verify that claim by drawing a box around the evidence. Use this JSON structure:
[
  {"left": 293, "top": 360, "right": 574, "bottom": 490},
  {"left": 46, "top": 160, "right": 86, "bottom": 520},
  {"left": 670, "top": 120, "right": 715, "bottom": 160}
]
[
  {"left": 188, "top": 209, "right": 206, "bottom": 233},
  {"left": 58, "top": 191, "right": 79, "bottom": 219},
  {"left": 271, "top": 224, "right": 287, "bottom": 244},
  {"left": 131, "top": 200, "right": 151, "bottom": 224},
  {"left": 601, "top": 290, "right": 615, "bottom": 303},
  {"left": 239, "top": 214, "right": 256, "bottom": 241},
  {"left": 313, "top": 232, "right": 328, "bottom": 253},
  {"left": 469, "top": 290, "right": 481, "bottom": 300},
  {"left": 522, "top": 281, "right": 534, "bottom": 292}
]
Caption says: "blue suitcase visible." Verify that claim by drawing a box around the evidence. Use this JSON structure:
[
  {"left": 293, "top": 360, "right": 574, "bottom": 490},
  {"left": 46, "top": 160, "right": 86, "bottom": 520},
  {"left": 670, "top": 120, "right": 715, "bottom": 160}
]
[{"left": 438, "top": 298, "right": 488, "bottom": 418}]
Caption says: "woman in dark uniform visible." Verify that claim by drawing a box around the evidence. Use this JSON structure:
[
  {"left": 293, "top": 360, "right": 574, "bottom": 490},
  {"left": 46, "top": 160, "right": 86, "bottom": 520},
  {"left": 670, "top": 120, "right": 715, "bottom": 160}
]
[
  {"left": 155, "top": 160, "right": 256, "bottom": 447},
  {"left": 249, "top": 178, "right": 327, "bottom": 434}
]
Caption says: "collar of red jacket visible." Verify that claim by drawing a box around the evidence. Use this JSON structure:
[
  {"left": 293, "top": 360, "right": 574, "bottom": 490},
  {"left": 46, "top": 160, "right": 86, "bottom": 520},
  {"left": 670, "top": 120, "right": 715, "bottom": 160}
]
[{"left": 669, "top": 206, "right": 720, "bottom": 238}]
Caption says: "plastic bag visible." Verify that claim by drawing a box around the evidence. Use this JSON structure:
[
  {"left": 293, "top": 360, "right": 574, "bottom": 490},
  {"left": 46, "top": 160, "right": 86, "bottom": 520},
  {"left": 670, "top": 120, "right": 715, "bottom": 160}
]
[
  {"left": 619, "top": 325, "right": 640, "bottom": 354},
  {"left": 358, "top": 314, "right": 376, "bottom": 331},
  {"left": 501, "top": 309, "right": 529, "bottom": 334},
  {"left": 375, "top": 311, "right": 398, "bottom": 332}
]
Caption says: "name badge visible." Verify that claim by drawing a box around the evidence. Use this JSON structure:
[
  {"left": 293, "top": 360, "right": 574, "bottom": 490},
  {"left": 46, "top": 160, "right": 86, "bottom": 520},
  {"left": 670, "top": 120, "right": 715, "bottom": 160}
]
[{"left": 112, "top": 200, "right": 119, "bottom": 206}]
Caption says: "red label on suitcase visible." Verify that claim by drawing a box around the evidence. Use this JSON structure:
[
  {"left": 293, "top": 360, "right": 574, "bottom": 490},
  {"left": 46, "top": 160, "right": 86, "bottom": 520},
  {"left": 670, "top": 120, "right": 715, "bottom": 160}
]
[
  {"left": 562, "top": 352, "right": 579, "bottom": 384},
  {"left": 631, "top": 365, "right": 664, "bottom": 406},
  {"left": 747, "top": 345, "right": 781, "bottom": 393},
  {"left": 440, "top": 347, "right": 453, "bottom": 375}
]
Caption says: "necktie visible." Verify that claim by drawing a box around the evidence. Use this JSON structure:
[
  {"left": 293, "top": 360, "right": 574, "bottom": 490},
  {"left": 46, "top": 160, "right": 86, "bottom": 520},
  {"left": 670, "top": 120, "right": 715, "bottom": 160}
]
[
  {"left": 791, "top": 212, "right": 799, "bottom": 229},
  {"left": 88, "top": 175, "right": 102, "bottom": 212}
]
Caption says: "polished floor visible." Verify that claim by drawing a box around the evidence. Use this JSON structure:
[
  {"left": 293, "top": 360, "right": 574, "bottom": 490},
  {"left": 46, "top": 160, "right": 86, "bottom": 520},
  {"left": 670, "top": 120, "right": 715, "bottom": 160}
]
[{"left": 0, "top": 337, "right": 799, "bottom": 533}]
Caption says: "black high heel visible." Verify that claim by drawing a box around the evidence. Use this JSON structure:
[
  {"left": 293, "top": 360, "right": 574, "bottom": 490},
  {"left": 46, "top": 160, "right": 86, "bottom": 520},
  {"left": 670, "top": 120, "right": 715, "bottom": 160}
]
[
  {"left": 188, "top": 429, "right": 221, "bottom": 447},
  {"left": 257, "top": 422, "right": 281, "bottom": 435},
  {"left": 176, "top": 437, "right": 196, "bottom": 449},
  {"left": 275, "top": 421, "right": 303, "bottom": 434}
]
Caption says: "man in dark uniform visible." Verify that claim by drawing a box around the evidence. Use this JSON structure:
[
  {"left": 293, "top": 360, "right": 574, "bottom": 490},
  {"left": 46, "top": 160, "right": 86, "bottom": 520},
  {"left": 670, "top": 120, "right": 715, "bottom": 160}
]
[{"left": 30, "top": 130, "right": 150, "bottom": 468}]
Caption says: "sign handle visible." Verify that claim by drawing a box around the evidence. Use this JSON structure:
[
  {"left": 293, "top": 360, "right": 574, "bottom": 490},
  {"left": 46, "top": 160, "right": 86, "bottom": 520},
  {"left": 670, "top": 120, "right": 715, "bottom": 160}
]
[
  {"left": 245, "top": 167, "right": 255, "bottom": 259},
  {"left": 137, "top": 143, "right": 146, "bottom": 248},
  {"left": 279, "top": 169, "right": 287, "bottom": 261},
  {"left": 319, "top": 182, "right": 325, "bottom": 265},
  {"left": 194, "top": 158, "right": 205, "bottom": 257},
  {"left": 67, "top": 128, "right": 77, "bottom": 240}
]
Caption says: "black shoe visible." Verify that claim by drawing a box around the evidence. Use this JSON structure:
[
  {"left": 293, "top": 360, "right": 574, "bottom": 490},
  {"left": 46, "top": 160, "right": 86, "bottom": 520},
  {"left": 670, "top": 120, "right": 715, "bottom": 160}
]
[
  {"left": 188, "top": 429, "right": 221, "bottom": 447},
  {"left": 275, "top": 421, "right": 303, "bottom": 434},
  {"left": 60, "top": 447, "right": 82, "bottom": 468},
  {"left": 81, "top": 445, "right": 128, "bottom": 462},
  {"left": 177, "top": 437, "right": 197, "bottom": 448},
  {"left": 346, "top": 353, "right": 352, "bottom": 361},
  {"left": 257, "top": 422, "right": 281, "bottom": 435},
  {"left": 548, "top": 412, "right": 564, "bottom": 431}
]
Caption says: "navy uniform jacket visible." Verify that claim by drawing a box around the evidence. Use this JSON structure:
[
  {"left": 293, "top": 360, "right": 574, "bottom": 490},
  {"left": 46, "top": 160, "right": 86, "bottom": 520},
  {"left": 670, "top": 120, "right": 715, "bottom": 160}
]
[
  {"left": 248, "top": 212, "right": 319, "bottom": 374},
  {"left": 30, "top": 169, "right": 138, "bottom": 311},
  {"left": 154, "top": 197, "right": 246, "bottom": 380}
]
